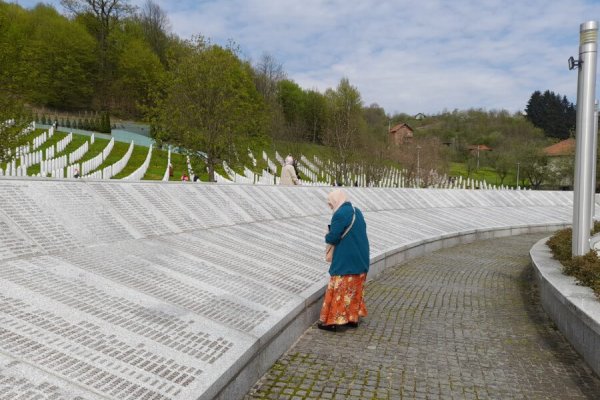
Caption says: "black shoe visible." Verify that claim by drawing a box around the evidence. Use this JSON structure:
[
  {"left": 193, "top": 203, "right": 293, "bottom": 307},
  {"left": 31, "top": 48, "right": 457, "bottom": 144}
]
[
  {"left": 346, "top": 322, "right": 359, "bottom": 328},
  {"left": 317, "top": 322, "right": 337, "bottom": 332}
]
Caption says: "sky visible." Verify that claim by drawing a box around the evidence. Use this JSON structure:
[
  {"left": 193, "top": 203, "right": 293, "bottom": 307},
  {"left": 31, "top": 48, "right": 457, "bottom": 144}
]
[{"left": 15, "top": 0, "right": 600, "bottom": 116}]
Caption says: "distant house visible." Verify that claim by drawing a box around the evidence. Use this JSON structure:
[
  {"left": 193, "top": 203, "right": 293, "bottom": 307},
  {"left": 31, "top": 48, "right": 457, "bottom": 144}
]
[
  {"left": 543, "top": 138, "right": 575, "bottom": 189},
  {"left": 389, "top": 123, "right": 414, "bottom": 146},
  {"left": 543, "top": 138, "right": 575, "bottom": 157}
]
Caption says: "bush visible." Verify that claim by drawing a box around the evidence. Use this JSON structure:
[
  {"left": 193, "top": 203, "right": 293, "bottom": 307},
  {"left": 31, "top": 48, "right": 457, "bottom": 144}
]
[
  {"left": 546, "top": 228, "right": 572, "bottom": 262},
  {"left": 547, "top": 222, "right": 600, "bottom": 298}
]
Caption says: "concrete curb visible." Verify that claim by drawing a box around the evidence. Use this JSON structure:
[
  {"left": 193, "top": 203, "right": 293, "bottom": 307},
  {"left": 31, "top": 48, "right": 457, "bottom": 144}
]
[{"left": 530, "top": 238, "right": 600, "bottom": 377}]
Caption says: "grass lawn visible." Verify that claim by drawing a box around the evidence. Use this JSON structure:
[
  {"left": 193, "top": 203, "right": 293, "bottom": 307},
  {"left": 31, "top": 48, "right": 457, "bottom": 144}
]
[
  {"left": 450, "top": 162, "right": 521, "bottom": 188},
  {"left": 112, "top": 145, "right": 151, "bottom": 179},
  {"left": 87, "top": 141, "right": 131, "bottom": 176},
  {"left": 143, "top": 148, "right": 169, "bottom": 180}
]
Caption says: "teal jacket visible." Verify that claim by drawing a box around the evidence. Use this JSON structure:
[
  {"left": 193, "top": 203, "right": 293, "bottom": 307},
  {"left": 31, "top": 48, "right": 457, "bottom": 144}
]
[{"left": 325, "top": 201, "right": 370, "bottom": 276}]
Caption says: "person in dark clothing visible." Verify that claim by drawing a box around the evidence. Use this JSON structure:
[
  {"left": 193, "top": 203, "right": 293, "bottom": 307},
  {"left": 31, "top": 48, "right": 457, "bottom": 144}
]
[{"left": 319, "top": 189, "right": 370, "bottom": 332}]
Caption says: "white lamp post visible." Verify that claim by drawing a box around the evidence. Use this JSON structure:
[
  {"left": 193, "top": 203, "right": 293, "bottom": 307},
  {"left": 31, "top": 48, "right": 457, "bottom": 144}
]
[{"left": 572, "top": 21, "right": 598, "bottom": 256}]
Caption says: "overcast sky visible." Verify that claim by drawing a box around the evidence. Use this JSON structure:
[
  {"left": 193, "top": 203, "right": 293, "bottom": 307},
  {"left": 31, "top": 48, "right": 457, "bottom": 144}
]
[{"left": 16, "top": 0, "right": 600, "bottom": 116}]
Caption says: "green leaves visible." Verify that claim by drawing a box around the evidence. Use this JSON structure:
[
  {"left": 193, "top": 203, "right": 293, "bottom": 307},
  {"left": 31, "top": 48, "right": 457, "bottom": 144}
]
[
  {"left": 150, "top": 43, "right": 268, "bottom": 181},
  {"left": 525, "top": 90, "right": 576, "bottom": 139}
]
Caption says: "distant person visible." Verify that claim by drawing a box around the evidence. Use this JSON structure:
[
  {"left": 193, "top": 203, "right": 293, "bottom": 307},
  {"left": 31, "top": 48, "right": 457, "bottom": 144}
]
[
  {"left": 292, "top": 159, "right": 302, "bottom": 181},
  {"left": 319, "top": 189, "right": 370, "bottom": 332},
  {"left": 181, "top": 173, "right": 189, "bottom": 181},
  {"left": 73, "top": 168, "right": 80, "bottom": 179},
  {"left": 193, "top": 174, "right": 199, "bottom": 182},
  {"left": 279, "top": 155, "right": 299, "bottom": 185}
]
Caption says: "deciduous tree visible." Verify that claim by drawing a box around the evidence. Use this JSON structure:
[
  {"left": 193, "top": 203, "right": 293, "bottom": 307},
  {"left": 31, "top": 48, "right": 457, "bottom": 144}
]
[
  {"left": 323, "top": 78, "right": 364, "bottom": 184},
  {"left": 303, "top": 89, "right": 326, "bottom": 144},
  {"left": 61, "top": 0, "right": 135, "bottom": 107},
  {"left": 150, "top": 39, "right": 267, "bottom": 181},
  {"left": 138, "top": 0, "right": 170, "bottom": 65}
]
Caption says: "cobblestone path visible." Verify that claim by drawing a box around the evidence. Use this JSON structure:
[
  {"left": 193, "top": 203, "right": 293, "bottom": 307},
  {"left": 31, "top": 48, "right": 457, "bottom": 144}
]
[{"left": 245, "top": 234, "right": 600, "bottom": 400}]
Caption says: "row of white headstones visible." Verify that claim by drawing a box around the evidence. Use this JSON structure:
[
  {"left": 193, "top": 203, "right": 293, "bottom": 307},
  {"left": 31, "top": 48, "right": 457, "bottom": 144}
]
[
  {"left": 0, "top": 123, "right": 518, "bottom": 189},
  {"left": 0, "top": 122, "right": 153, "bottom": 180},
  {"left": 182, "top": 148, "right": 518, "bottom": 189}
]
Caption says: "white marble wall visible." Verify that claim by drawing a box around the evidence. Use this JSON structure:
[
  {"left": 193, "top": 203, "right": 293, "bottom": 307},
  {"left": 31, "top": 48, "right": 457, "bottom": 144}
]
[{"left": 0, "top": 179, "right": 575, "bottom": 399}]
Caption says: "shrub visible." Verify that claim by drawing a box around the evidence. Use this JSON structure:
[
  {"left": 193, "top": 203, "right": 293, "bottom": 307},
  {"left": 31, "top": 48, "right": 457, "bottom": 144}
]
[
  {"left": 546, "top": 228, "right": 572, "bottom": 262},
  {"left": 547, "top": 223, "right": 600, "bottom": 298}
]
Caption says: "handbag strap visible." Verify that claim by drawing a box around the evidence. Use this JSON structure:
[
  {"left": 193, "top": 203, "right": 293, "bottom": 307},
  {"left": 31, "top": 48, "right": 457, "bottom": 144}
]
[{"left": 340, "top": 207, "right": 356, "bottom": 239}]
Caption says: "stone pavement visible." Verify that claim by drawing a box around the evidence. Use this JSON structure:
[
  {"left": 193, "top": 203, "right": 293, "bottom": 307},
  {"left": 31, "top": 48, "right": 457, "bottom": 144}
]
[{"left": 245, "top": 234, "right": 600, "bottom": 400}]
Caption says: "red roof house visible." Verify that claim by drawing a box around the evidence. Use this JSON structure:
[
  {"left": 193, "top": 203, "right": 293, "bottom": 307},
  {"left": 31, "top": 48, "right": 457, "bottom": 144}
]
[{"left": 389, "top": 123, "right": 414, "bottom": 146}]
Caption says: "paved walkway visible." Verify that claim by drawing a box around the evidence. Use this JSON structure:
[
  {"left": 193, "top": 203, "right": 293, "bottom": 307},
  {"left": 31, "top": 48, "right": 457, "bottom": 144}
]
[{"left": 245, "top": 234, "right": 600, "bottom": 400}]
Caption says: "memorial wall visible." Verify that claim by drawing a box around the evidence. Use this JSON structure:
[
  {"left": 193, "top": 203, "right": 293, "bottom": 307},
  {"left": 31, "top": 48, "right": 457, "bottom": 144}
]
[{"left": 0, "top": 179, "right": 574, "bottom": 399}]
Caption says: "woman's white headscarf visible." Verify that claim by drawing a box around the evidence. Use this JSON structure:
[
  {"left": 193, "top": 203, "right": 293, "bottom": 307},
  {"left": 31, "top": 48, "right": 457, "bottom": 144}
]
[
  {"left": 327, "top": 189, "right": 348, "bottom": 212},
  {"left": 285, "top": 155, "right": 294, "bottom": 165}
]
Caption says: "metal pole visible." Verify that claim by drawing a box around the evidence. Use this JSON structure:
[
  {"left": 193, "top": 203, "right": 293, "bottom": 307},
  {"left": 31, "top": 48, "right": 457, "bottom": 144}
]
[
  {"left": 416, "top": 145, "right": 421, "bottom": 187},
  {"left": 572, "top": 21, "right": 598, "bottom": 256},
  {"left": 592, "top": 100, "right": 599, "bottom": 228},
  {"left": 516, "top": 162, "right": 520, "bottom": 188}
]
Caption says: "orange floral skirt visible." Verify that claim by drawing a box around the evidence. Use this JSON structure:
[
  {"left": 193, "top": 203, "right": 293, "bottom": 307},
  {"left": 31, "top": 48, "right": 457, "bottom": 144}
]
[{"left": 319, "top": 273, "right": 368, "bottom": 326}]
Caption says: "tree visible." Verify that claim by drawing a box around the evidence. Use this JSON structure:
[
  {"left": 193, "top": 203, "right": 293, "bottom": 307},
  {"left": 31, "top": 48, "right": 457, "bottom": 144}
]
[
  {"left": 0, "top": 3, "right": 33, "bottom": 99},
  {"left": 253, "top": 53, "right": 285, "bottom": 104},
  {"left": 303, "top": 89, "right": 326, "bottom": 144},
  {"left": 150, "top": 39, "right": 267, "bottom": 181},
  {"left": 25, "top": 5, "right": 96, "bottom": 109},
  {"left": 517, "top": 141, "right": 548, "bottom": 189},
  {"left": 323, "top": 78, "right": 364, "bottom": 185},
  {"left": 525, "top": 90, "right": 575, "bottom": 139},
  {"left": 253, "top": 53, "right": 286, "bottom": 140},
  {"left": 392, "top": 138, "right": 448, "bottom": 187},
  {"left": 112, "top": 33, "right": 165, "bottom": 117},
  {"left": 277, "top": 79, "right": 305, "bottom": 141},
  {"left": 61, "top": 0, "right": 135, "bottom": 107},
  {"left": 138, "top": 0, "right": 170, "bottom": 65},
  {"left": 489, "top": 150, "right": 514, "bottom": 185},
  {"left": 0, "top": 96, "right": 30, "bottom": 164}
]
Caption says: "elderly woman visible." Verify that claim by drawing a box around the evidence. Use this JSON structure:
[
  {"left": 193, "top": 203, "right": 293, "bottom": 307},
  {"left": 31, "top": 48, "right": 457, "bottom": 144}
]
[
  {"left": 319, "top": 189, "right": 370, "bottom": 332},
  {"left": 279, "top": 155, "right": 300, "bottom": 185}
]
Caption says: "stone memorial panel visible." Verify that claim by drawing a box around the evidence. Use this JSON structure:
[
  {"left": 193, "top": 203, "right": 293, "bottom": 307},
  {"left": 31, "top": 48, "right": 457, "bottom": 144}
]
[
  {"left": 205, "top": 227, "right": 325, "bottom": 279},
  {"left": 0, "top": 258, "right": 236, "bottom": 366},
  {"left": 88, "top": 182, "right": 172, "bottom": 237},
  {"left": 0, "top": 217, "right": 41, "bottom": 261},
  {"left": 175, "top": 185, "right": 232, "bottom": 228},
  {"left": 0, "top": 183, "right": 80, "bottom": 254},
  {"left": 234, "top": 219, "right": 328, "bottom": 263},
  {"left": 0, "top": 353, "right": 105, "bottom": 400},
  {"left": 208, "top": 186, "right": 255, "bottom": 224},
  {"left": 368, "top": 188, "right": 401, "bottom": 210},
  {"left": 162, "top": 233, "right": 316, "bottom": 295},
  {"left": 0, "top": 179, "right": 575, "bottom": 399},
  {"left": 127, "top": 240, "right": 291, "bottom": 311},
  {"left": 58, "top": 246, "right": 270, "bottom": 333},
  {"left": 130, "top": 184, "right": 200, "bottom": 232},
  {"left": 38, "top": 182, "right": 135, "bottom": 244},
  {"left": 227, "top": 185, "right": 275, "bottom": 222}
]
